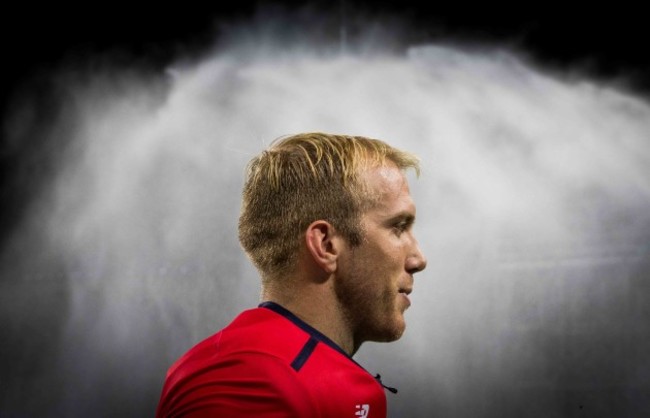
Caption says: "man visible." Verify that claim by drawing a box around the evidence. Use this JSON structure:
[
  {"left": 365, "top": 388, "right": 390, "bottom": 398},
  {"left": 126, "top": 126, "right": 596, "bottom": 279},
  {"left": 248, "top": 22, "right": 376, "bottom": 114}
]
[{"left": 155, "top": 132, "right": 427, "bottom": 417}]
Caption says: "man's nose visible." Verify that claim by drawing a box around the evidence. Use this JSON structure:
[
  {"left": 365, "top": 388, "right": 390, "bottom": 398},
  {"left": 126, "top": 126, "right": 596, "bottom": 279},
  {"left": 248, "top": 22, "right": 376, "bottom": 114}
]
[{"left": 406, "top": 240, "right": 427, "bottom": 274}]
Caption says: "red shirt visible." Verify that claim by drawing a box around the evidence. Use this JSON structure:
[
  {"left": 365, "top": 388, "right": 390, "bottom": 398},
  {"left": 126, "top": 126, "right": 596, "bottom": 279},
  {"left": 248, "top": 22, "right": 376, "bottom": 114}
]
[{"left": 155, "top": 302, "right": 391, "bottom": 418}]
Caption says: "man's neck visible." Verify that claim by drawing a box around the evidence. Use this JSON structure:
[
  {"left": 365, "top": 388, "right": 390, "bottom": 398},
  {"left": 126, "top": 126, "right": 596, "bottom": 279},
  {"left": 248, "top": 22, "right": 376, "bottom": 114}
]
[{"left": 261, "top": 279, "right": 357, "bottom": 355}]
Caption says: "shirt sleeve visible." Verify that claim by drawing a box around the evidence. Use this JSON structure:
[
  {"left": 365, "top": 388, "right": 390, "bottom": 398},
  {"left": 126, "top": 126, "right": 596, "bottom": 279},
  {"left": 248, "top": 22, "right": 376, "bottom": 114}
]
[{"left": 155, "top": 352, "right": 318, "bottom": 418}]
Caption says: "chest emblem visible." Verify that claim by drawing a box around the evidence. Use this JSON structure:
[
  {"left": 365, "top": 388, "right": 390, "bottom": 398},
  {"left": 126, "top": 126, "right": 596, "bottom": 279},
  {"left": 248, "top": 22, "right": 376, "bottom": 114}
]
[{"left": 355, "top": 404, "right": 370, "bottom": 417}]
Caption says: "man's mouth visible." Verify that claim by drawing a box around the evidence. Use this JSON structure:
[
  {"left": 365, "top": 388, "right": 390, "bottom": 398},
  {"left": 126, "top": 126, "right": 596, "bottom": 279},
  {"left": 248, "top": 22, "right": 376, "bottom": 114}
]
[
  {"left": 398, "top": 287, "right": 412, "bottom": 296},
  {"left": 398, "top": 288, "right": 412, "bottom": 306}
]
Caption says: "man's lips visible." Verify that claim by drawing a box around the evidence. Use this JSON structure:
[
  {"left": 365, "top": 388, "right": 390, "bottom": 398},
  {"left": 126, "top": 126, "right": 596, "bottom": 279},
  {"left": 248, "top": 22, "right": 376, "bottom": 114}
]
[
  {"left": 399, "top": 287, "right": 412, "bottom": 306},
  {"left": 399, "top": 281, "right": 413, "bottom": 296}
]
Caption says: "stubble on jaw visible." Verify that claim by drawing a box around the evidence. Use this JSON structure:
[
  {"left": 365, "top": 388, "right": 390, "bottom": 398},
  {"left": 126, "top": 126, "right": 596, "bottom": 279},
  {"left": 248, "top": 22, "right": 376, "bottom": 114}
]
[{"left": 333, "top": 244, "right": 405, "bottom": 352}]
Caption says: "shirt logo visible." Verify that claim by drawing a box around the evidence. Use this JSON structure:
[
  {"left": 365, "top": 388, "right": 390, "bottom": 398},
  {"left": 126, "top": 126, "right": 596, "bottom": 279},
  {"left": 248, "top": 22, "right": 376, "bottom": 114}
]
[{"left": 355, "top": 404, "right": 370, "bottom": 417}]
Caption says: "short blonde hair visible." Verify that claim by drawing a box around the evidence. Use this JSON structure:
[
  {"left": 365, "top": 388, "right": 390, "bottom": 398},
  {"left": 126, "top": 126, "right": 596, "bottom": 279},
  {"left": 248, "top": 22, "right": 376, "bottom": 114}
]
[{"left": 238, "top": 132, "right": 419, "bottom": 280}]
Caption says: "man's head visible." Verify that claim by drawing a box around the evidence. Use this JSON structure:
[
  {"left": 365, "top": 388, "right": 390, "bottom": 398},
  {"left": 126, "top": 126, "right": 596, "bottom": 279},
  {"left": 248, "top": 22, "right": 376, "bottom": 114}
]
[{"left": 238, "top": 132, "right": 420, "bottom": 281}]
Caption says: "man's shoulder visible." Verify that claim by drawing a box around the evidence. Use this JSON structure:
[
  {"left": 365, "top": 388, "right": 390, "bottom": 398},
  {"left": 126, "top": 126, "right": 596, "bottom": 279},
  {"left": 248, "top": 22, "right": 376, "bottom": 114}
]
[
  {"left": 163, "top": 306, "right": 311, "bottom": 389},
  {"left": 175, "top": 307, "right": 308, "bottom": 368},
  {"left": 156, "top": 308, "right": 318, "bottom": 417}
]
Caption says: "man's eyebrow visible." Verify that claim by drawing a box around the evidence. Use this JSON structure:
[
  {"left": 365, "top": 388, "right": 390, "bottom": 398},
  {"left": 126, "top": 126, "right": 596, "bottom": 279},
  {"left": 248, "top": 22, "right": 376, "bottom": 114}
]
[{"left": 386, "top": 212, "right": 416, "bottom": 225}]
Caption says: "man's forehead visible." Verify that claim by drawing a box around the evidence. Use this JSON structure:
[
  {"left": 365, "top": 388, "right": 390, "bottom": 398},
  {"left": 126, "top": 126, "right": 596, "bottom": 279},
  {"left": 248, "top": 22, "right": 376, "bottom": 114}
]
[
  {"left": 360, "top": 164, "right": 410, "bottom": 193},
  {"left": 359, "top": 164, "right": 415, "bottom": 212}
]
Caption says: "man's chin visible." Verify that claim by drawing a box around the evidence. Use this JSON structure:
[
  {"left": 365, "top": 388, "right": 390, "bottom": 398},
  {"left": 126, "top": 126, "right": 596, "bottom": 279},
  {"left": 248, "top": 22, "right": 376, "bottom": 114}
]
[{"left": 373, "top": 319, "right": 406, "bottom": 342}]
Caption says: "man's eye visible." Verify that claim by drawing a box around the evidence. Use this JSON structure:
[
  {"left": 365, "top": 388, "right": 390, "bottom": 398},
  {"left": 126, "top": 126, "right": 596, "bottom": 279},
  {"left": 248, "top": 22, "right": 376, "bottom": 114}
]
[{"left": 393, "top": 222, "right": 408, "bottom": 234}]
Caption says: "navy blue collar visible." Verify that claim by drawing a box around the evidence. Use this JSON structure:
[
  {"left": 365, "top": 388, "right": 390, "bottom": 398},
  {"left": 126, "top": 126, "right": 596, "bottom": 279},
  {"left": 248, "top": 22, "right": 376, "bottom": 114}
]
[{"left": 258, "top": 301, "right": 356, "bottom": 361}]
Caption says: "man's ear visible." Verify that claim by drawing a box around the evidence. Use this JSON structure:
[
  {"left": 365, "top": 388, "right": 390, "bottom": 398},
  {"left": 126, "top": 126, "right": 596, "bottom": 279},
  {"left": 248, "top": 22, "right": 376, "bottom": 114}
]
[{"left": 304, "top": 220, "right": 341, "bottom": 274}]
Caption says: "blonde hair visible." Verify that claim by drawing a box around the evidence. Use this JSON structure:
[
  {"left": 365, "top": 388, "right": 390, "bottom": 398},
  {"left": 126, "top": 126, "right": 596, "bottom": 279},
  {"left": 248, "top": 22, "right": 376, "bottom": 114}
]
[{"left": 238, "top": 132, "right": 419, "bottom": 279}]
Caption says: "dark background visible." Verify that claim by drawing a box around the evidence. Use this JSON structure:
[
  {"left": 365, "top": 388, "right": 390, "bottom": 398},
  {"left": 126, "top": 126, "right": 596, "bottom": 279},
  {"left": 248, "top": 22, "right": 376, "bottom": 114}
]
[{"left": 4, "top": 2, "right": 650, "bottom": 98}]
